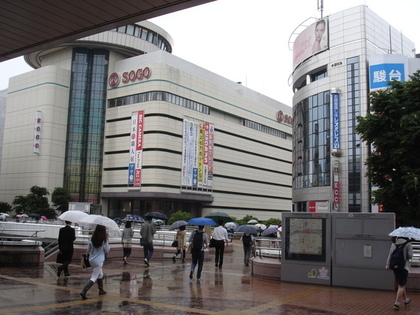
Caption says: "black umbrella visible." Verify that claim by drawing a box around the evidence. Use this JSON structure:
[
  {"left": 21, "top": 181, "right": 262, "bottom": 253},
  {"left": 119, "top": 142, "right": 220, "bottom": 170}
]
[
  {"left": 144, "top": 212, "right": 167, "bottom": 220},
  {"left": 235, "top": 225, "right": 258, "bottom": 236},
  {"left": 205, "top": 212, "right": 232, "bottom": 224}
]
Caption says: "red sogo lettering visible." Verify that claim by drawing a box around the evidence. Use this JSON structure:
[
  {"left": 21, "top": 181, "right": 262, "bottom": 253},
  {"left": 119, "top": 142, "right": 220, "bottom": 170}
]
[{"left": 121, "top": 67, "right": 152, "bottom": 84}]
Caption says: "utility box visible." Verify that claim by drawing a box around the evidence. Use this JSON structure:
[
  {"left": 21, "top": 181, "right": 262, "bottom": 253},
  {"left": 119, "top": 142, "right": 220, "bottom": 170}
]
[
  {"left": 281, "top": 212, "right": 395, "bottom": 290},
  {"left": 331, "top": 213, "right": 395, "bottom": 290}
]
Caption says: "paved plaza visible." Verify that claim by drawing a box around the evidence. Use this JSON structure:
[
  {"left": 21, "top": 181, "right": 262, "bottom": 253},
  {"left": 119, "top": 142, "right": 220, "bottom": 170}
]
[{"left": 0, "top": 240, "right": 420, "bottom": 314}]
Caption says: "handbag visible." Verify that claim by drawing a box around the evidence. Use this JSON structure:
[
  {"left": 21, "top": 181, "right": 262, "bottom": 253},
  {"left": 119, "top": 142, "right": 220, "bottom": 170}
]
[
  {"left": 122, "top": 240, "right": 132, "bottom": 248},
  {"left": 171, "top": 240, "right": 178, "bottom": 247},
  {"left": 81, "top": 254, "right": 91, "bottom": 268},
  {"left": 187, "top": 243, "right": 193, "bottom": 254},
  {"left": 209, "top": 238, "right": 216, "bottom": 248},
  {"left": 56, "top": 252, "right": 65, "bottom": 264},
  {"left": 140, "top": 238, "right": 146, "bottom": 246}
]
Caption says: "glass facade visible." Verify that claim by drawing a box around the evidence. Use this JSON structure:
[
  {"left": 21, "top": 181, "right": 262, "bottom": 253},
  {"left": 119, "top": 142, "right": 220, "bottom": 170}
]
[
  {"left": 64, "top": 48, "right": 109, "bottom": 204},
  {"left": 346, "top": 56, "right": 361, "bottom": 212},
  {"left": 293, "top": 91, "right": 331, "bottom": 189}
]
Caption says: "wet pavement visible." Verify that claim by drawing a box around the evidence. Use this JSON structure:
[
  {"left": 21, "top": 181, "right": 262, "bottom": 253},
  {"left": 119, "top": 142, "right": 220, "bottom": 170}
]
[{"left": 1, "top": 240, "right": 420, "bottom": 314}]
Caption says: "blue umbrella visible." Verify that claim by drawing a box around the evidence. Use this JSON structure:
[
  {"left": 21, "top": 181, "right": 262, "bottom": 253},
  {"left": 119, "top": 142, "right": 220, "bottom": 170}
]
[{"left": 188, "top": 217, "right": 217, "bottom": 226}]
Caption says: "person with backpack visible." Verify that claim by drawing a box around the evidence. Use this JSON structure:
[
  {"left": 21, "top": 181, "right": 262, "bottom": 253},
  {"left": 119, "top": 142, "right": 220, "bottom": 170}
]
[
  {"left": 386, "top": 236, "right": 413, "bottom": 310},
  {"left": 241, "top": 233, "right": 254, "bottom": 266},
  {"left": 188, "top": 225, "right": 208, "bottom": 281}
]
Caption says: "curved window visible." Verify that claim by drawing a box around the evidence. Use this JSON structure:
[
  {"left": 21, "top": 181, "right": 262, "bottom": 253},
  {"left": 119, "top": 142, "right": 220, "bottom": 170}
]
[
  {"left": 114, "top": 25, "right": 172, "bottom": 53},
  {"left": 293, "top": 91, "right": 331, "bottom": 189}
]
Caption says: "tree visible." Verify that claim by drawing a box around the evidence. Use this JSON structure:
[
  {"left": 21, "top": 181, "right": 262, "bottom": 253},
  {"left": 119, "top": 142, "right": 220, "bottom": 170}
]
[
  {"left": 12, "top": 186, "right": 57, "bottom": 219},
  {"left": 0, "top": 201, "right": 12, "bottom": 213},
  {"left": 51, "top": 187, "right": 73, "bottom": 213},
  {"left": 168, "top": 211, "right": 191, "bottom": 225},
  {"left": 356, "top": 71, "right": 420, "bottom": 227}
]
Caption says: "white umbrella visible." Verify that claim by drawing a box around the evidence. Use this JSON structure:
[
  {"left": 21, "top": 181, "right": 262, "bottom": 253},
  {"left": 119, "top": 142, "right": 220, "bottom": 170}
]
[
  {"left": 225, "top": 222, "right": 238, "bottom": 229},
  {"left": 247, "top": 219, "right": 258, "bottom": 224},
  {"left": 79, "top": 214, "right": 120, "bottom": 231},
  {"left": 255, "top": 223, "right": 267, "bottom": 230},
  {"left": 389, "top": 227, "right": 420, "bottom": 240},
  {"left": 58, "top": 210, "right": 89, "bottom": 223}
]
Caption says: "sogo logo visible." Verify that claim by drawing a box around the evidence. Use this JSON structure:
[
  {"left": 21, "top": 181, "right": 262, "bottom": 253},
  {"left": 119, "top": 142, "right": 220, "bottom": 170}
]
[
  {"left": 108, "top": 67, "right": 152, "bottom": 88},
  {"left": 276, "top": 110, "right": 293, "bottom": 125}
]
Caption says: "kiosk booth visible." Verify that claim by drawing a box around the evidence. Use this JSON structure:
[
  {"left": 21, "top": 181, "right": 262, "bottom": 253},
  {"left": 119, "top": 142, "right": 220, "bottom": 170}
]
[{"left": 281, "top": 212, "right": 395, "bottom": 290}]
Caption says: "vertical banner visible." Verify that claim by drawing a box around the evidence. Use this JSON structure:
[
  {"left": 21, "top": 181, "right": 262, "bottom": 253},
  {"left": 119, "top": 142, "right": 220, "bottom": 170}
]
[
  {"left": 128, "top": 111, "right": 144, "bottom": 188},
  {"left": 333, "top": 161, "right": 339, "bottom": 211},
  {"left": 332, "top": 93, "right": 340, "bottom": 150},
  {"left": 181, "top": 119, "right": 214, "bottom": 190},
  {"left": 33, "top": 111, "right": 43, "bottom": 154}
]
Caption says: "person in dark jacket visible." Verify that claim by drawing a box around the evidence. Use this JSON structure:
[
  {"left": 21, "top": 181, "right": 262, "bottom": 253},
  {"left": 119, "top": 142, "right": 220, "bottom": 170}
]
[{"left": 57, "top": 221, "right": 76, "bottom": 277}]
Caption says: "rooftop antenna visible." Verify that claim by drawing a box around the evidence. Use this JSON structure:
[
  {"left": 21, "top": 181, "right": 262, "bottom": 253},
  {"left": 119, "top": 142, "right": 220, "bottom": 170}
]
[{"left": 317, "top": 0, "right": 324, "bottom": 18}]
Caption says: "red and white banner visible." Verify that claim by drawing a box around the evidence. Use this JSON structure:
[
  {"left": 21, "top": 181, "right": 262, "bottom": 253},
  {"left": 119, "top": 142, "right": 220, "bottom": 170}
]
[{"left": 128, "top": 111, "right": 144, "bottom": 188}]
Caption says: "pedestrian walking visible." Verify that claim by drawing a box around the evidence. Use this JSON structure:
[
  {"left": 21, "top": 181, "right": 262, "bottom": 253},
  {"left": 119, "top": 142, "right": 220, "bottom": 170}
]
[
  {"left": 386, "top": 236, "right": 413, "bottom": 310},
  {"left": 57, "top": 220, "right": 76, "bottom": 277},
  {"left": 80, "top": 224, "right": 110, "bottom": 300},
  {"left": 212, "top": 220, "right": 228, "bottom": 269},
  {"left": 172, "top": 225, "right": 187, "bottom": 263},
  {"left": 189, "top": 225, "right": 208, "bottom": 281},
  {"left": 241, "top": 233, "right": 254, "bottom": 266},
  {"left": 140, "top": 216, "right": 156, "bottom": 267},
  {"left": 122, "top": 221, "right": 134, "bottom": 264}
]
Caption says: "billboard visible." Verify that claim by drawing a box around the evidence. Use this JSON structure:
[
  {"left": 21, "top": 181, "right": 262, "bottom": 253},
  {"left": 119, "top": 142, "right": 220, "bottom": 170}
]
[
  {"left": 181, "top": 119, "right": 214, "bottom": 190},
  {"left": 293, "top": 18, "right": 329, "bottom": 70}
]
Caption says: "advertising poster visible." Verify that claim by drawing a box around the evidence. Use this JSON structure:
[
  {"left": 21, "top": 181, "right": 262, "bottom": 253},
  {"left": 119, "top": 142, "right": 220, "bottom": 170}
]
[
  {"left": 181, "top": 119, "right": 214, "bottom": 190},
  {"left": 128, "top": 111, "right": 144, "bottom": 188},
  {"left": 293, "top": 18, "right": 329, "bottom": 70}
]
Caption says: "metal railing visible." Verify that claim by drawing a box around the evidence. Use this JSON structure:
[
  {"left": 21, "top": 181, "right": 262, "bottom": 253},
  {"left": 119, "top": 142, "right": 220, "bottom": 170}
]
[{"left": 253, "top": 237, "right": 281, "bottom": 261}]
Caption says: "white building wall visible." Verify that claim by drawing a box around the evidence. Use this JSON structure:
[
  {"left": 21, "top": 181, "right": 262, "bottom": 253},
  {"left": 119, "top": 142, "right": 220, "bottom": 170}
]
[{"left": 0, "top": 66, "right": 71, "bottom": 203}]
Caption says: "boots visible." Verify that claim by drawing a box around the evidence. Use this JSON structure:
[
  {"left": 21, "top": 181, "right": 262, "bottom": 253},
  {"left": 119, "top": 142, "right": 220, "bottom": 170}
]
[
  {"left": 80, "top": 280, "right": 94, "bottom": 300},
  {"left": 97, "top": 278, "right": 107, "bottom": 295}
]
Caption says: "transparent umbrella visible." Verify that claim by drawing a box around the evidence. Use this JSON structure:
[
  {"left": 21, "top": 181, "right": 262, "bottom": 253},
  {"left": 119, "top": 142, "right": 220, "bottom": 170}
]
[
  {"left": 58, "top": 210, "right": 89, "bottom": 223},
  {"left": 169, "top": 220, "right": 188, "bottom": 230},
  {"left": 79, "top": 215, "right": 120, "bottom": 231}
]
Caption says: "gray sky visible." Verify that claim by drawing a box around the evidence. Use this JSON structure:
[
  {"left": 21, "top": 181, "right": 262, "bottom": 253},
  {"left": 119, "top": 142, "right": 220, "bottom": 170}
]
[{"left": 1, "top": 0, "right": 419, "bottom": 106}]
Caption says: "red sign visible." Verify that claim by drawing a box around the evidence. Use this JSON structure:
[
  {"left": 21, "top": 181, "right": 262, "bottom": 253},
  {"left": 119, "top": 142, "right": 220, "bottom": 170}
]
[
  {"left": 108, "top": 67, "right": 151, "bottom": 88},
  {"left": 276, "top": 110, "right": 293, "bottom": 125}
]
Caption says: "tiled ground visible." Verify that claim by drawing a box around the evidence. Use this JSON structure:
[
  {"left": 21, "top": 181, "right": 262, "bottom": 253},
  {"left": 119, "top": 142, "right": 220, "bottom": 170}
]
[{"left": 0, "top": 240, "right": 419, "bottom": 314}]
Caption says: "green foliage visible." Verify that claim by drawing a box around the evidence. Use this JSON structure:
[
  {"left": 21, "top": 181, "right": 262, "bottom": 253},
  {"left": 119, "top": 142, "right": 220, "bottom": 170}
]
[
  {"left": 51, "top": 187, "right": 73, "bottom": 212},
  {"left": 12, "top": 186, "right": 57, "bottom": 219},
  {"left": 168, "top": 211, "right": 192, "bottom": 225},
  {"left": 263, "top": 218, "right": 282, "bottom": 226},
  {"left": 356, "top": 70, "right": 420, "bottom": 226},
  {"left": 0, "top": 201, "right": 12, "bottom": 213}
]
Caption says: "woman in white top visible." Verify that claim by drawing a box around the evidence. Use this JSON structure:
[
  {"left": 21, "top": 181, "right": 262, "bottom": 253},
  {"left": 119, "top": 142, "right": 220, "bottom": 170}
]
[{"left": 80, "top": 224, "right": 110, "bottom": 300}]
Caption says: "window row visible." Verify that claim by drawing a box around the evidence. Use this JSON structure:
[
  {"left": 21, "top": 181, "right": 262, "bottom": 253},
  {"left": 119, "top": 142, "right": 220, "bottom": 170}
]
[
  {"left": 243, "top": 120, "right": 287, "bottom": 139},
  {"left": 114, "top": 25, "right": 171, "bottom": 53},
  {"left": 108, "top": 91, "right": 210, "bottom": 114}
]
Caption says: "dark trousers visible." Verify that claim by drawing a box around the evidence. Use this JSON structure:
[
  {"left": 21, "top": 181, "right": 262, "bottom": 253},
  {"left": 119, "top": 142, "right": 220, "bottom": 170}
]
[
  {"left": 191, "top": 250, "right": 204, "bottom": 279},
  {"left": 58, "top": 250, "right": 73, "bottom": 274},
  {"left": 143, "top": 241, "right": 154, "bottom": 261},
  {"left": 214, "top": 240, "right": 225, "bottom": 267},
  {"left": 175, "top": 249, "right": 186, "bottom": 259},
  {"left": 123, "top": 247, "right": 132, "bottom": 258}
]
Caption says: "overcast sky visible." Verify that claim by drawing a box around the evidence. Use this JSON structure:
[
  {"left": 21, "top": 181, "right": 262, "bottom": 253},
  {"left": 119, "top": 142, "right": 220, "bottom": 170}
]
[{"left": 1, "top": 0, "right": 419, "bottom": 106}]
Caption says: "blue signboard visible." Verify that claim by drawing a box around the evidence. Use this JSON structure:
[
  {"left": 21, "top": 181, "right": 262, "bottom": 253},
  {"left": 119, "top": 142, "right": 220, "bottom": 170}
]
[
  {"left": 128, "top": 163, "right": 135, "bottom": 184},
  {"left": 369, "top": 63, "right": 405, "bottom": 89},
  {"left": 332, "top": 93, "right": 340, "bottom": 150}
]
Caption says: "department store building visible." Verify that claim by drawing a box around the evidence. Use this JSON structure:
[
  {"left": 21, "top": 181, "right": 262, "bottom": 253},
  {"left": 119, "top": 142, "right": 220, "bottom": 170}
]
[
  {"left": 291, "top": 5, "right": 420, "bottom": 213},
  {"left": 0, "top": 21, "right": 292, "bottom": 220}
]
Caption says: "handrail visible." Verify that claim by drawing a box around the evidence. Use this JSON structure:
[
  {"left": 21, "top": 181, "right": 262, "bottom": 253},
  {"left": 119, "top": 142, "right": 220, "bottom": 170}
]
[{"left": 253, "top": 237, "right": 282, "bottom": 261}]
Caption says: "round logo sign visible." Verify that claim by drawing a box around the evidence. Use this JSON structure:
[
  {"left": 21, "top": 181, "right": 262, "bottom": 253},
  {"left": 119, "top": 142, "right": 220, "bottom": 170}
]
[{"left": 108, "top": 72, "right": 120, "bottom": 88}]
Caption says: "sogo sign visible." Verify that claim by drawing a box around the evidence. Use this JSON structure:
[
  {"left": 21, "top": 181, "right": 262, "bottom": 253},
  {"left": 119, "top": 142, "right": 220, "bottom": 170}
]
[{"left": 108, "top": 67, "right": 151, "bottom": 88}]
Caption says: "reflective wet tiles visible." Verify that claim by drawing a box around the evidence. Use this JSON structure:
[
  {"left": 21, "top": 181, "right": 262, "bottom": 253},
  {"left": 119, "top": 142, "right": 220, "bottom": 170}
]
[{"left": 1, "top": 241, "right": 420, "bottom": 314}]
